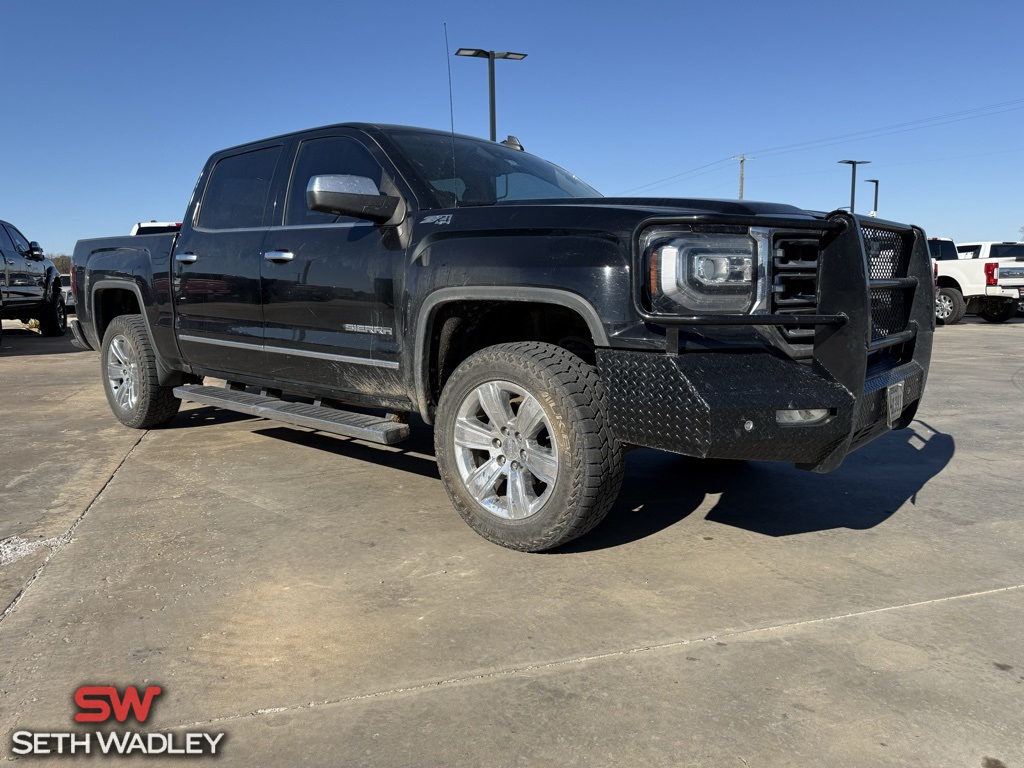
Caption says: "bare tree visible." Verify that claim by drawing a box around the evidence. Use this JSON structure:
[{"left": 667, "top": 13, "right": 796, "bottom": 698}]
[{"left": 47, "top": 254, "right": 72, "bottom": 273}]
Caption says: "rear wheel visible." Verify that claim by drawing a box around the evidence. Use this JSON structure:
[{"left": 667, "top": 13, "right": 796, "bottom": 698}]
[
  {"left": 435, "top": 342, "right": 624, "bottom": 552},
  {"left": 101, "top": 314, "right": 181, "bottom": 428},
  {"left": 935, "top": 287, "right": 965, "bottom": 325},
  {"left": 37, "top": 289, "right": 67, "bottom": 336},
  {"left": 978, "top": 300, "right": 1017, "bottom": 323}
]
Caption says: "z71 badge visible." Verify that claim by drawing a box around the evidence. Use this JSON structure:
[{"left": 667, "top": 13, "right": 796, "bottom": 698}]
[{"left": 421, "top": 214, "right": 453, "bottom": 225}]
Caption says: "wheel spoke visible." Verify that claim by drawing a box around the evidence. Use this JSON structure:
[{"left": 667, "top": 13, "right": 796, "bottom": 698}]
[
  {"left": 454, "top": 416, "right": 498, "bottom": 452},
  {"left": 522, "top": 445, "right": 557, "bottom": 485},
  {"left": 109, "top": 339, "right": 129, "bottom": 367},
  {"left": 107, "top": 362, "right": 124, "bottom": 380},
  {"left": 115, "top": 382, "right": 130, "bottom": 409},
  {"left": 476, "top": 382, "right": 512, "bottom": 427},
  {"left": 465, "top": 457, "right": 505, "bottom": 502},
  {"left": 513, "top": 395, "right": 545, "bottom": 439},
  {"left": 506, "top": 467, "right": 533, "bottom": 519}
]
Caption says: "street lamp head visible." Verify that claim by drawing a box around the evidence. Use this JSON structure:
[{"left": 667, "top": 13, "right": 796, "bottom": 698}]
[
  {"left": 455, "top": 47, "right": 529, "bottom": 142},
  {"left": 838, "top": 159, "right": 871, "bottom": 165},
  {"left": 865, "top": 179, "right": 879, "bottom": 183}
]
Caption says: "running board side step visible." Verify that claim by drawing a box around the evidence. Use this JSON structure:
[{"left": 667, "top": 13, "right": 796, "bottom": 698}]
[{"left": 172, "top": 385, "right": 410, "bottom": 445}]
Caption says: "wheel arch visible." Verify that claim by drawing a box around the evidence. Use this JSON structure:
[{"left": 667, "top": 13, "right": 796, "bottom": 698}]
[
  {"left": 92, "top": 280, "right": 183, "bottom": 385},
  {"left": 414, "top": 287, "right": 610, "bottom": 424}
]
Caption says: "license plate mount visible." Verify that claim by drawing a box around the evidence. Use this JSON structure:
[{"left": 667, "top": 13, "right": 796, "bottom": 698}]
[{"left": 886, "top": 381, "right": 905, "bottom": 428}]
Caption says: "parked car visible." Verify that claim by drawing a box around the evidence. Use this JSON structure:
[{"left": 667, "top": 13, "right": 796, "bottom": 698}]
[
  {"left": 958, "top": 241, "right": 1024, "bottom": 322},
  {"left": 59, "top": 273, "right": 75, "bottom": 311},
  {"left": 72, "top": 123, "right": 935, "bottom": 551},
  {"left": 0, "top": 219, "right": 66, "bottom": 335},
  {"left": 929, "top": 237, "right": 1022, "bottom": 323}
]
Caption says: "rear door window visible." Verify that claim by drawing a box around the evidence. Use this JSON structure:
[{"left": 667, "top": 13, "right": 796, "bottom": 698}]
[{"left": 197, "top": 146, "right": 282, "bottom": 230}]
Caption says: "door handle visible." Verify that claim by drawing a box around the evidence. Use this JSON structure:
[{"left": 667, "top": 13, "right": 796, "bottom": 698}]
[
  {"left": 264, "top": 250, "right": 294, "bottom": 263},
  {"left": 175, "top": 252, "right": 198, "bottom": 264}
]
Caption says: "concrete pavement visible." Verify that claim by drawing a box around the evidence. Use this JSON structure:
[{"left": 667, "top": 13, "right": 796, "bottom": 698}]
[{"left": 1, "top": 317, "right": 1022, "bottom": 766}]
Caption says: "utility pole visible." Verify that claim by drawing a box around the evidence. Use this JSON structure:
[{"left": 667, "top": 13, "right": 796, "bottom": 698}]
[{"left": 732, "top": 155, "right": 752, "bottom": 200}]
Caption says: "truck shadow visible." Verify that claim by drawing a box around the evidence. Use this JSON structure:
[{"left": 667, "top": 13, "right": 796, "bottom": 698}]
[
  {"left": 251, "top": 423, "right": 442, "bottom": 481},
  {"left": 559, "top": 420, "right": 955, "bottom": 553},
  {"left": 170, "top": 406, "right": 954, "bottom": 551},
  {"left": 0, "top": 325, "right": 85, "bottom": 357}
]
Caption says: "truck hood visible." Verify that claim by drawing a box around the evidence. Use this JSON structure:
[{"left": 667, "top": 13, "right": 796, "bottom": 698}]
[{"left": 493, "top": 197, "right": 818, "bottom": 220}]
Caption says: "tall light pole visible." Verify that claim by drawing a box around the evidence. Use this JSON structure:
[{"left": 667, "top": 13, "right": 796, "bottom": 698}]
[
  {"left": 864, "top": 179, "right": 879, "bottom": 216},
  {"left": 455, "top": 48, "right": 528, "bottom": 142},
  {"left": 838, "top": 160, "right": 870, "bottom": 213}
]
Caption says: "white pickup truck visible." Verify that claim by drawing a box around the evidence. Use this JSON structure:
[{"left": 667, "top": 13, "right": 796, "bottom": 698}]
[{"left": 929, "top": 238, "right": 1024, "bottom": 324}]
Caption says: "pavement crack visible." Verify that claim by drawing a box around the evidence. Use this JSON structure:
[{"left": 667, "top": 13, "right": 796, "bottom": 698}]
[
  {"left": 163, "top": 582, "right": 1024, "bottom": 732},
  {"left": 0, "top": 431, "right": 149, "bottom": 625}
]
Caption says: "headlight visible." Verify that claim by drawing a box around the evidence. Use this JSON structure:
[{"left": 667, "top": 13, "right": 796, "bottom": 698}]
[{"left": 644, "top": 231, "right": 756, "bottom": 314}]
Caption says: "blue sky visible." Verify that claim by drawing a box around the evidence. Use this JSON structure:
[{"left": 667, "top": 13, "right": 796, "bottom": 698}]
[{"left": 3, "top": 0, "right": 1022, "bottom": 254}]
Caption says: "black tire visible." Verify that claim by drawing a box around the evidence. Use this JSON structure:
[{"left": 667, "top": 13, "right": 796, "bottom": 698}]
[
  {"left": 935, "top": 287, "right": 966, "bottom": 325},
  {"left": 435, "top": 342, "right": 624, "bottom": 552},
  {"left": 978, "top": 301, "right": 1017, "bottom": 323},
  {"left": 100, "top": 314, "right": 181, "bottom": 429},
  {"left": 37, "top": 289, "right": 68, "bottom": 337}
]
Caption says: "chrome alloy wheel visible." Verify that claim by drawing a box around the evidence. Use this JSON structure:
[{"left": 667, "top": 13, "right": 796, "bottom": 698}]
[
  {"left": 452, "top": 380, "right": 559, "bottom": 520},
  {"left": 935, "top": 293, "right": 953, "bottom": 320},
  {"left": 106, "top": 334, "right": 140, "bottom": 412}
]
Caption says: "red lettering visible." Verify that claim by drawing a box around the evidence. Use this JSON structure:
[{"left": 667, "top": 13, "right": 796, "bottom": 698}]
[{"left": 74, "top": 686, "right": 163, "bottom": 723}]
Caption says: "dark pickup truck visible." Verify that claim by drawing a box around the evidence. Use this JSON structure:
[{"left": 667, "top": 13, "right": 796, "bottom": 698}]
[
  {"left": 72, "top": 123, "right": 935, "bottom": 551},
  {"left": 1, "top": 219, "right": 68, "bottom": 340}
]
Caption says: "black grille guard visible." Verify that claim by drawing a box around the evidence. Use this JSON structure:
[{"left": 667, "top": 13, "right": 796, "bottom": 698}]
[{"left": 615, "top": 211, "right": 936, "bottom": 472}]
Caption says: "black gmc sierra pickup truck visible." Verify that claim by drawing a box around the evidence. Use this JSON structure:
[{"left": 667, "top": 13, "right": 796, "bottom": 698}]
[{"left": 71, "top": 123, "right": 935, "bottom": 551}]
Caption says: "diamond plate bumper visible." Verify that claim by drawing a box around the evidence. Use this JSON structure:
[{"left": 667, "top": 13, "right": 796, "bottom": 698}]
[{"left": 596, "top": 349, "right": 925, "bottom": 472}]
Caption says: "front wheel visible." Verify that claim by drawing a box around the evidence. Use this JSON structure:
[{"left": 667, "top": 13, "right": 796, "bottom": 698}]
[
  {"left": 978, "top": 301, "right": 1017, "bottom": 323},
  {"left": 101, "top": 314, "right": 181, "bottom": 428},
  {"left": 435, "top": 342, "right": 624, "bottom": 552}
]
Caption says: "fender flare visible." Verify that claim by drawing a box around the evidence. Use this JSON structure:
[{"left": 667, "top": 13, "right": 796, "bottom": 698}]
[
  {"left": 90, "top": 279, "right": 180, "bottom": 383},
  {"left": 413, "top": 286, "right": 610, "bottom": 422}
]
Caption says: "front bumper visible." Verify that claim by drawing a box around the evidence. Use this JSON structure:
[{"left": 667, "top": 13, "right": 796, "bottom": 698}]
[
  {"left": 598, "top": 212, "right": 934, "bottom": 473},
  {"left": 597, "top": 349, "right": 924, "bottom": 472}
]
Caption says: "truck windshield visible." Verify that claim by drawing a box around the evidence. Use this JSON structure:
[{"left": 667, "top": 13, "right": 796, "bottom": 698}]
[{"left": 386, "top": 130, "right": 602, "bottom": 207}]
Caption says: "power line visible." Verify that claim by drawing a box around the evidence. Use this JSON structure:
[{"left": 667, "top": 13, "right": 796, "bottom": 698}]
[
  {"left": 743, "top": 98, "right": 1024, "bottom": 158},
  {"left": 617, "top": 156, "right": 734, "bottom": 195},
  {"left": 618, "top": 97, "right": 1024, "bottom": 195}
]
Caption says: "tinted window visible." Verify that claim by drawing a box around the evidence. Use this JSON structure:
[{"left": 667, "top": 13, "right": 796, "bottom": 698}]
[
  {"left": 5, "top": 224, "right": 31, "bottom": 254},
  {"left": 60, "top": 275, "right": 71, "bottom": 287},
  {"left": 285, "top": 137, "right": 385, "bottom": 227},
  {"left": 928, "top": 240, "right": 958, "bottom": 260},
  {"left": 198, "top": 146, "right": 281, "bottom": 230},
  {"left": 387, "top": 129, "right": 601, "bottom": 206},
  {"left": 0, "top": 224, "right": 15, "bottom": 252},
  {"left": 989, "top": 244, "right": 1024, "bottom": 259}
]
